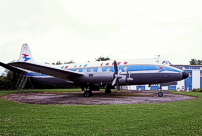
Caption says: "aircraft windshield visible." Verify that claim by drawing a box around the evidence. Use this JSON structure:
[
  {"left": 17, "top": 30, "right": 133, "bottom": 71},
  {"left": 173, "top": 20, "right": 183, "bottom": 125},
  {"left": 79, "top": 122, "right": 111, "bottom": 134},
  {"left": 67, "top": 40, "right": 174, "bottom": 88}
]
[
  {"left": 168, "top": 61, "right": 172, "bottom": 65},
  {"left": 161, "top": 60, "right": 172, "bottom": 65}
]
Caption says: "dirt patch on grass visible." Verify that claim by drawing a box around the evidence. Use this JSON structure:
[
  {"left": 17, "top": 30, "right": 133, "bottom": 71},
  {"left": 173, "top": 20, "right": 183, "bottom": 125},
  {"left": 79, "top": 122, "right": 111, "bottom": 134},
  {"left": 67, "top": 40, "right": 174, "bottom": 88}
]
[{"left": 1, "top": 91, "right": 196, "bottom": 105}]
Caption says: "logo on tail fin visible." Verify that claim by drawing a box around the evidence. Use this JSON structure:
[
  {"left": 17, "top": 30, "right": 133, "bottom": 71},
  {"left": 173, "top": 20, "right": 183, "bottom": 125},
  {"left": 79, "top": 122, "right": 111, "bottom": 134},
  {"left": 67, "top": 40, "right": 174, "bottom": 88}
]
[{"left": 22, "top": 54, "right": 31, "bottom": 61}]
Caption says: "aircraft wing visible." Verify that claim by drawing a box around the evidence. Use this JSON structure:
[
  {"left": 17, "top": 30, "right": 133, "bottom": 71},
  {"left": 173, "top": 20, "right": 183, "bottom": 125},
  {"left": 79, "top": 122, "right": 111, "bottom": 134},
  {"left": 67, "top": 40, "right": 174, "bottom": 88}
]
[
  {"left": 7, "top": 62, "right": 83, "bottom": 80},
  {"left": 0, "top": 62, "right": 26, "bottom": 74}
]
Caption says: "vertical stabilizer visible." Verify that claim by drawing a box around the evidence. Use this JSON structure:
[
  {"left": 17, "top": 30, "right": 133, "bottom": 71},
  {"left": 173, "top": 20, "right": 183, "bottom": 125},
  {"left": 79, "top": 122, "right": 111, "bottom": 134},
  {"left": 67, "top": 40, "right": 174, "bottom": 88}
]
[{"left": 18, "top": 43, "right": 36, "bottom": 63}]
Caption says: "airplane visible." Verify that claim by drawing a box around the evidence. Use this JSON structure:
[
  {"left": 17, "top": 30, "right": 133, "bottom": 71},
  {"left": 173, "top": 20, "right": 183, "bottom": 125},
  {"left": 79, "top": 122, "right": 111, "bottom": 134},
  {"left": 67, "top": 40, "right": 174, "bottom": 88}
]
[{"left": 0, "top": 43, "right": 189, "bottom": 97}]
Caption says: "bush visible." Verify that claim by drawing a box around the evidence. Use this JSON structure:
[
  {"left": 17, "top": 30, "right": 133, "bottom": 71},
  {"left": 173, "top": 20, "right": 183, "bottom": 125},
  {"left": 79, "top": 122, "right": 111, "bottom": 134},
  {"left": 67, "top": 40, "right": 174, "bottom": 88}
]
[{"left": 192, "top": 89, "right": 202, "bottom": 92}]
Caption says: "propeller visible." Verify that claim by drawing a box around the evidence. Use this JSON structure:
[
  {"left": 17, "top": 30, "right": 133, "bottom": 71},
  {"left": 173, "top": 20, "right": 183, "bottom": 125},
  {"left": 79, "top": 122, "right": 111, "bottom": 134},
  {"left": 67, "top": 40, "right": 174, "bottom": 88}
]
[
  {"left": 112, "top": 60, "right": 133, "bottom": 92},
  {"left": 112, "top": 60, "right": 122, "bottom": 92},
  {"left": 112, "top": 69, "right": 122, "bottom": 86}
]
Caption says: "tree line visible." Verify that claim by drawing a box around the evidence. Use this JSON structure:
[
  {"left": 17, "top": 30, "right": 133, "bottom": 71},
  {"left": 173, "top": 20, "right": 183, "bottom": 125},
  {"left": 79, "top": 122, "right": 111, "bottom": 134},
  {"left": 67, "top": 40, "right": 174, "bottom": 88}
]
[{"left": 189, "top": 59, "right": 202, "bottom": 65}]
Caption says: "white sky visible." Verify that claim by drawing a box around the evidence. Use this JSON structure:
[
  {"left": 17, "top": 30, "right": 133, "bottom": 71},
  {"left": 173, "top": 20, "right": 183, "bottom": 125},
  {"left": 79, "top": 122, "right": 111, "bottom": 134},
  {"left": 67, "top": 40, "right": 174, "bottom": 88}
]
[{"left": 0, "top": 0, "right": 202, "bottom": 68}]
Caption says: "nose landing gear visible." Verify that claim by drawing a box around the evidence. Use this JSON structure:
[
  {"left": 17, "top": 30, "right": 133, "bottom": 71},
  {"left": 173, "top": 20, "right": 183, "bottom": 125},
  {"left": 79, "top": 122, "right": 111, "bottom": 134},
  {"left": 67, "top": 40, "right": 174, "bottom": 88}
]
[
  {"left": 158, "top": 91, "right": 163, "bottom": 97},
  {"left": 158, "top": 84, "right": 163, "bottom": 97}
]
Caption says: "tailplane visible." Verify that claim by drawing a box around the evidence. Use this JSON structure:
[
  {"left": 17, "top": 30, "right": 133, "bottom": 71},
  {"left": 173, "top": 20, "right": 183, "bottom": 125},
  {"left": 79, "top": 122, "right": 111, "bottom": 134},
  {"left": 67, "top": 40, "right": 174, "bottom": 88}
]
[{"left": 18, "top": 43, "right": 36, "bottom": 63}]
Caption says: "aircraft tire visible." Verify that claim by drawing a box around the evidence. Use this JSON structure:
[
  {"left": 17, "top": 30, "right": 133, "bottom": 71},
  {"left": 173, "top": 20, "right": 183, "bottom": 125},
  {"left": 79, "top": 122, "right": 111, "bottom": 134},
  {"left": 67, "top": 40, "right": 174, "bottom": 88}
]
[
  {"left": 84, "top": 91, "right": 91, "bottom": 97},
  {"left": 158, "top": 92, "right": 163, "bottom": 97}
]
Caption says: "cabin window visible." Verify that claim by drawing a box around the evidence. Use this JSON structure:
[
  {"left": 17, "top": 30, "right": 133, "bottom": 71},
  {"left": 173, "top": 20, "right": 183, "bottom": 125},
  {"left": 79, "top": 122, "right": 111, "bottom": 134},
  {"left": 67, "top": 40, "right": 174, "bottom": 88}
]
[
  {"left": 93, "top": 68, "right": 98, "bottom": 72},
  {"left": 71, "top": 69, "right": 77, "bottom": 71},
  {"left": 87, "top": 68, "right": 90, "bottom": 72},
  {"left": 102, "top": 67, "right": 107, "bottom": 72}
]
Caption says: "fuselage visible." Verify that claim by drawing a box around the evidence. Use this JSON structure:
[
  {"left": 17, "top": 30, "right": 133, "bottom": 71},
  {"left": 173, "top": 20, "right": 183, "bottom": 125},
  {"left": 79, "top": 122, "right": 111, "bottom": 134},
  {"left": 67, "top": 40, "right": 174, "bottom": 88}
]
[{"left": 26, "top": 58, "right": 187, "bottom": 86}]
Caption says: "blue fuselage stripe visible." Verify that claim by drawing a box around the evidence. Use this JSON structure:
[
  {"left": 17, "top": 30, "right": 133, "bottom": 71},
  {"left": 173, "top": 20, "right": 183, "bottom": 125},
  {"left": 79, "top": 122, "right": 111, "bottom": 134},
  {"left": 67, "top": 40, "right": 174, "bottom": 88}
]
[{"left": 23, "top": 65, "right": 182, "bottom": 76}]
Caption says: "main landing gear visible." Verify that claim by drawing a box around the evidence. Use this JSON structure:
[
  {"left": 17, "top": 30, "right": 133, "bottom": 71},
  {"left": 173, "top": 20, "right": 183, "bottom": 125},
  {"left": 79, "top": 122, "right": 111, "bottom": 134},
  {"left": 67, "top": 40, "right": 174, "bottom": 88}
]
[
  {"left": 84, "top": 91, "right": 93, "bottom": 97},
  {"left": 81, "top": 86, "right": 93, "bottom": 97},
  {"left": 105, "top": 85, "right": 112, "bottom": 94},
  {"left": 81, "top": 85, "right": 112, "bottom": 97}
]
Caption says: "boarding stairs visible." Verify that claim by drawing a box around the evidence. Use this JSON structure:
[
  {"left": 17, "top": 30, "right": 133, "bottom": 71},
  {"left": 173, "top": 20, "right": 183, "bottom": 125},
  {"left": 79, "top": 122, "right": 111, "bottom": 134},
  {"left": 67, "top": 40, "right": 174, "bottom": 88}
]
[{"left": 16, "top": 71, "right": 34, "bottom": 92}]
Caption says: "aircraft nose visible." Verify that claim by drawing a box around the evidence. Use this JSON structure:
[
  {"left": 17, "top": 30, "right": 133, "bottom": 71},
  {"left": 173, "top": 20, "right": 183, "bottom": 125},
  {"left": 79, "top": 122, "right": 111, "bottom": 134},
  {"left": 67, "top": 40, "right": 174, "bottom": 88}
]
[{"left": 182, "top": 71, "right": 189, "bottom": 79}]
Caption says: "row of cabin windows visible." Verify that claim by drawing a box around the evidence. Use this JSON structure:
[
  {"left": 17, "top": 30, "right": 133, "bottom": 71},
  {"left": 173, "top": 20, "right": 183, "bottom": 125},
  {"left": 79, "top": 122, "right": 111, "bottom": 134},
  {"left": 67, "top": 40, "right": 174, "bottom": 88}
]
[
  {"left": 70, "top": 65, "right": 159, "bottom": 72},
  {"left": 70, "top": 66, "right": 128, "bottom": 72}
]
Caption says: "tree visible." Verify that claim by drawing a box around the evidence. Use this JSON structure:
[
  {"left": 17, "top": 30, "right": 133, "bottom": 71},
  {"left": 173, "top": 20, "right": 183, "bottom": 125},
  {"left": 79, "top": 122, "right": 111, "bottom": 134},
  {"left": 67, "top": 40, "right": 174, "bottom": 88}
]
[
  {"left": 51, "top": 60, "right": 75, "bottom": 65},
  {"left": 189, "top": 59, "right": 202, "bottom": 65},
  {"left": 0, "top": 70, "right": 19, "bottom": 90},
  {"left": 64, "top": 60, "right": 75, "bottom": 64},
  {"left": 56, "top": 61, "right": 62, "bottom": 65},
  {"left": 95, "top": 56, "right": 110, "bottom": 61},
  {"left": 0, "top": 76, "right": 11, "bottom": 90}
]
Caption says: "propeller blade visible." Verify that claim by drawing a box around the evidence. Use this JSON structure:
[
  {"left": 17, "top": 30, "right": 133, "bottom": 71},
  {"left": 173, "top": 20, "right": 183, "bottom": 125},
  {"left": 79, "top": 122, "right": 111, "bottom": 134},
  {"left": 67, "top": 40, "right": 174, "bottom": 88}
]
[
  {"left": 112, "top": 78, "right": 117, "bottom": 86},
  {"left": 113, "top": 60, "right": 121, "bottom": 92},
  {"left": 116, "top": 79, "right": 120, "bottom": 91},
  {"left": 114, "top": 60, "right": 118, "bottom": 74},
  {"left": 118, "top": 69, "right": 122, "bottom": 74}
]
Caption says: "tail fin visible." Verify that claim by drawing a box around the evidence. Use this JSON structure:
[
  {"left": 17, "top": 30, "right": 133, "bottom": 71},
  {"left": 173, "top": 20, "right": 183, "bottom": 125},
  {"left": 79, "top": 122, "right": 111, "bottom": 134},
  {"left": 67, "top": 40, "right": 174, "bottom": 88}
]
[{"left": 18, "top": 43, "right": 36, "bottom": 63}]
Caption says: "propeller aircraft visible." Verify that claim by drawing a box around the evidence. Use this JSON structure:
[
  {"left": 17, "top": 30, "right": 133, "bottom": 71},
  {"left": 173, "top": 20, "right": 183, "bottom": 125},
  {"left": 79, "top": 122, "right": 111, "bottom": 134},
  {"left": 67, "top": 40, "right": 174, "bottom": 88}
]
[{"left": 0, "top": 44, "right": 189, "bottom": 97}]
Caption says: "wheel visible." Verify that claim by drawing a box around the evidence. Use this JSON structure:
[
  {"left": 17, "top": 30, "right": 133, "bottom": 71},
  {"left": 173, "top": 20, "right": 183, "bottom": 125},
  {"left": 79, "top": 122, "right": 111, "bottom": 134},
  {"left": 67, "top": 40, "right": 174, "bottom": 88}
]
[
  {"left": 84, "top": 91, "right": 90, "bottom": 97},
  {"left": 158, "top": 92, "right": 163, "bottom": 97},
  {"left": 105, "top": 89, "right": 111, "bottom": 94}
]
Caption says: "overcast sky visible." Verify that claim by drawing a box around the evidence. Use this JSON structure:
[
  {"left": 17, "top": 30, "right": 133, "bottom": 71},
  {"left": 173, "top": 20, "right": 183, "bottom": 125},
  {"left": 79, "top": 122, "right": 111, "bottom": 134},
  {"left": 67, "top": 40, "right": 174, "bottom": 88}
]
[{"left": 0, "top": 0, "right": 202, "bottom": 70}]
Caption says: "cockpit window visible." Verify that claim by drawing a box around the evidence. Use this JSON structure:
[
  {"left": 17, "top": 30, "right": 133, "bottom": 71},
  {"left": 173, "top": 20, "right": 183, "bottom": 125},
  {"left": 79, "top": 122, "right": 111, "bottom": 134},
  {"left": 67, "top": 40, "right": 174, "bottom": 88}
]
[
  {"left": 162, "top": 61, "right": 172, "bottom": 65},
  {"left": 167, "top": 61, "right": 172, "bottom": 65}
]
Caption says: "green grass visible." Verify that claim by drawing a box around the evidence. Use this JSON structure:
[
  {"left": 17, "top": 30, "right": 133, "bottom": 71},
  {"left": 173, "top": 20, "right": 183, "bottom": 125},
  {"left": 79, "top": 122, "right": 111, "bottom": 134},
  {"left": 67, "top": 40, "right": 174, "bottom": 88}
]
[{"left": 0, "top": 89, "right": 202, "bottom": 136}]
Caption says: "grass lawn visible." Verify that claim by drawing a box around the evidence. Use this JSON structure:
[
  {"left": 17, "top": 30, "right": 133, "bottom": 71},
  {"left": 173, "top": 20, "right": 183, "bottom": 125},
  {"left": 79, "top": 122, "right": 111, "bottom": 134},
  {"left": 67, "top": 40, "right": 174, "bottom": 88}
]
[{"left": 0, "top": 89, "right": 202, "bottom": 136}]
